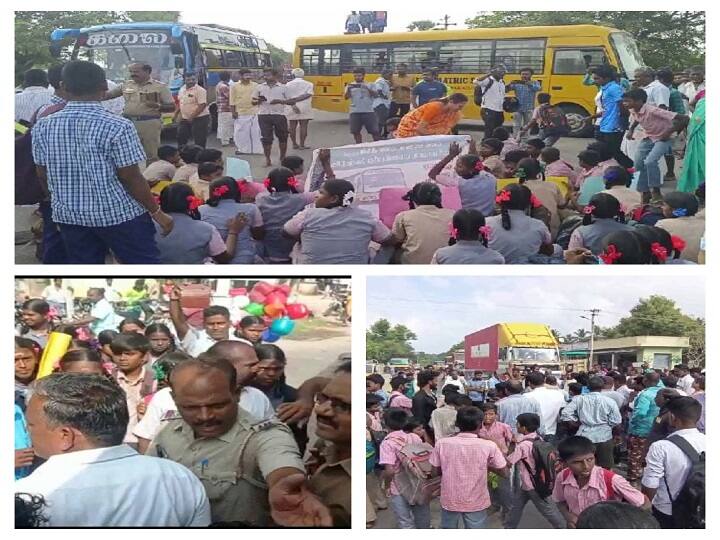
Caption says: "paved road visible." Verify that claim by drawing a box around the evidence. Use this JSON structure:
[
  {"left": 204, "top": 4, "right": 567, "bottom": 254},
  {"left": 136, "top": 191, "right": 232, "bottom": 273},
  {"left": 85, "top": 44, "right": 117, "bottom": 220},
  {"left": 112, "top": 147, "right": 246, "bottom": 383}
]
[{"left": 282, "top": 335, "right": 351, "bottom": 388}]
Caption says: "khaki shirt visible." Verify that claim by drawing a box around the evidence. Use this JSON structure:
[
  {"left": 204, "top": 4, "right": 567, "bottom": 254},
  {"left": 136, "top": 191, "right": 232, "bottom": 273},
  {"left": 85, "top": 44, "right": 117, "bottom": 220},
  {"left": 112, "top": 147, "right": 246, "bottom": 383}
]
[
  {"left": 111, "top": 79, "right": 174, "bottom": 117},
  {"left": 148, "top": 411, "right": 304, "bottom": 526},
  {"left": 656, "top": 215, "right": 705, "bottom": 263},
  {"left": 308, "top": 441, "right": 351, "bottom": 528},
  {"left": 391, "top": 74, "right": 415, "bottom": 104}
]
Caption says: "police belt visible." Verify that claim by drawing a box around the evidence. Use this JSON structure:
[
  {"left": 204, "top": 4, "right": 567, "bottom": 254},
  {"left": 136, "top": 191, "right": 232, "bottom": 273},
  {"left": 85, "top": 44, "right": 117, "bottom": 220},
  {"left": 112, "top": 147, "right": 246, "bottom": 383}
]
[{"left": 124, "top": 115, "right": 161, "bottom": 121}]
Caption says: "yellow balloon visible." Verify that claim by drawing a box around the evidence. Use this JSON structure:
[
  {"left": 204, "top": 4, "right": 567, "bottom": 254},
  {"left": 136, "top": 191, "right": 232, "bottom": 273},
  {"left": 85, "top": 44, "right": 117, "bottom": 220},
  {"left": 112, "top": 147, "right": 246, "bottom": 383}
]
[{"left": 36, "top": 332, "right": 72, "bottom": 379}]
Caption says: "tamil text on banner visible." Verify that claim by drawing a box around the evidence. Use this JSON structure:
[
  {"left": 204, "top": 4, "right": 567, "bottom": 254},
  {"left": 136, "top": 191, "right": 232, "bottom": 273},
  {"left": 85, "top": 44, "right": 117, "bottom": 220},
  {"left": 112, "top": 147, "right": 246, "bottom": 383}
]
[{"left": 304, "top": 134, "right": 471, "bottom": 218}]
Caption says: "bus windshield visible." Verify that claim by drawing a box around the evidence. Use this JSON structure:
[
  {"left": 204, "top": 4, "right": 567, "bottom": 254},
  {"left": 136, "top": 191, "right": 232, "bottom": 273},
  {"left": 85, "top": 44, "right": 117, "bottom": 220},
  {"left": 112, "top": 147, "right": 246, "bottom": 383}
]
[
  {"left": 77, "top": 34, "right": 179, "bottom": 85},
  {"left": 610, "top": 32, "right": 644, "bottom": 79}
]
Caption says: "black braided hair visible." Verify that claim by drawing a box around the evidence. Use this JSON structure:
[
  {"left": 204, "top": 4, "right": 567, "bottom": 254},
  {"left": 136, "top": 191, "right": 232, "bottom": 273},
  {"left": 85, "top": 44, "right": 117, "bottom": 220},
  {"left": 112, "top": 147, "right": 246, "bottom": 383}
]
[
  {"left": 402, "top": 182, "right": 443, "bottom": 210},
  {"left": 498, "top": 184, "right": 531, "bottom": 230},
  {"left": 205, "top": 177, "right": 241, "bottom": 207},
  {"left": 582, "top": 193, "right": 625, "bottom": 226},
  {"left": 450, "top": 209, "right": 488, "bottom": 247}
]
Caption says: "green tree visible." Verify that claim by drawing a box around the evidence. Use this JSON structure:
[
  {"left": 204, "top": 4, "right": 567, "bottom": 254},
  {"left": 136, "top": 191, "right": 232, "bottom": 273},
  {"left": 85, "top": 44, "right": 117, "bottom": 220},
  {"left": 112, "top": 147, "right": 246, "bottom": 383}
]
[
  {"left": 15, "top": 11, "right": 180, "bottom": 84},
  {"left": 267, "top": 42, "right": 292, "bottom": 68},
  {"left": 407, "top": 20, "right": 437, "bottom": 32},
  {"left": 465, "top": 11, "right": 705, "bottom": 70},
  {"left": 366, "top": 319, "right": 417, "bottom": 364}
]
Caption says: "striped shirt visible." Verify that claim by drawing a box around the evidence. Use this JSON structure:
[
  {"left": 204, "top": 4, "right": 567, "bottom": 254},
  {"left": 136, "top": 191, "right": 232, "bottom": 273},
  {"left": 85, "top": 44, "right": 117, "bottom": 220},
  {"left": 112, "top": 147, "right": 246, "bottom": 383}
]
[
  {"left": 15, "top": 86, "right": 53, "bottom": 122},
  {"left": 31, "top": 101, "right": 147, "bottom": 227}
]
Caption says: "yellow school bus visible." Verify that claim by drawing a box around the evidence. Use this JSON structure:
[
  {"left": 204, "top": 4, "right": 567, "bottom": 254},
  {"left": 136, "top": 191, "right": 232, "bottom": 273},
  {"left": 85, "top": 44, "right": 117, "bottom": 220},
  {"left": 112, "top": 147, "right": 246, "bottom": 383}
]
[{"left": 294, "top": 25, "right": 645, "bottom": 136}]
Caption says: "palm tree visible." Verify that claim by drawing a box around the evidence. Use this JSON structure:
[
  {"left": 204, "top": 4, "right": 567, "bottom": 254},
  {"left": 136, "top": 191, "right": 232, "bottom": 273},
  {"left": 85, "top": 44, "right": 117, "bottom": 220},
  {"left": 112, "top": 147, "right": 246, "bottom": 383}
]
[{"left": 573, "top": 328, "right": 589, "bottom": 341}]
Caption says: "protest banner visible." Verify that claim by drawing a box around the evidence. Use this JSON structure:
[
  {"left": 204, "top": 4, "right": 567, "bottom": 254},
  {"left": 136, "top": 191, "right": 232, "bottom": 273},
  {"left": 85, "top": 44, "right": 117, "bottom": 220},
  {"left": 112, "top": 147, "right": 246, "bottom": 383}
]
[{"left": 304, "top": 135, "right": 471, "bottom": 218}]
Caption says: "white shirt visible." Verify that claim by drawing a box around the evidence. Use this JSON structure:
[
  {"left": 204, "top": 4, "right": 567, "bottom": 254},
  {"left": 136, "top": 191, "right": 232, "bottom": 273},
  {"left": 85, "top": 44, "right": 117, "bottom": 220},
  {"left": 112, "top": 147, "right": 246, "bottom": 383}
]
[
  {"left": 15, "top": 445, "right": 211, "bottom": 526},
  {"left": 102, "top": 80, "right": 126, "bottom": 115},
  {"left": 284, "top": 78, "right": 314, "bottom": 115},
  {"left": 104, "top": 286, "right": 122, "bottom": 303},
  {"left": 643, "top": 80, "right": 670, "bottom": 107},
  {"left": 89, "top": 298, "right": 120, "bottom": 335},
  {"left": 442, "top": 377, "right": 467, "bottom": 394},
  {"left": 15, "top": 86, "right": 53, "bottom": 122},
  {"left": 41, "top": 285, "right": 74, "bottom": 316},
  {"left": 616, "top": 384, "right": 633, "bottom": 407},
  {"left": 180, "top": 327, "right": 250, "bottom": 357},
  {"left": 527, "top": 386, "right": 566, "bottom": 436},
  {"left": 678, "top": 373, "right": 695, "bottom": 395},
  {"left": 133, "top": 386, "right": 274, "bottom": 441},
  {"left": 474, "top": 76, "right": 506, "bottom": 112},
  {"left": 601, "top": 389, "right": 625, "bottom": 410},
  {"left": 251, "top": 82, "right": 289, "bottom": 115},
  {"left": 682, "top": 81, "right": 705, "bottom": 103},
  {"left": 642, "top": 428, "right": 705, "bottom": 515}
]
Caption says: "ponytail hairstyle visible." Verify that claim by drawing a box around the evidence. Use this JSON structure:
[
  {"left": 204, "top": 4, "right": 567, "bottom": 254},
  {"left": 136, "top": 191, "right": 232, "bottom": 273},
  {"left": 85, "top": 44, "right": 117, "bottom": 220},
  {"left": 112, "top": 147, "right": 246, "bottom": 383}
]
[
  {"left": 599, "top": 230, "right": 652, "bottom": 264},
  {"left": 448, "top": 209, "right": 490, "bottom": 247},
  {"left": 263, "top": 167, "right": 300, "bottom": 194},
  {"left": 402, "top": 182, "right": 442, "bottom": 209},
  {"left": 159, "top": 182, "right": 203, "bottom": 220},
  {"left": 206, "top": 176, "right": 241, "bottom": 207},
  {"left": 322, "top": 179, "right": 356, "bottom": 209},
  {"left": 515, "top": 158, "right": 544, "bottom": 184},
  {"left": 457, "top": 153, "right": 487, "bottom": 177},
  {"left": 633, "top": 225, "right": 682, "bottom": 263},
  {"left": 603, "top": 166, "right": 632, "bottom": 189},
  {"left": 582, "top": 193, "right": 625, "bottom": 226},
  {"left": 496, "top": 184, "right": 531, "bottom": 230}
]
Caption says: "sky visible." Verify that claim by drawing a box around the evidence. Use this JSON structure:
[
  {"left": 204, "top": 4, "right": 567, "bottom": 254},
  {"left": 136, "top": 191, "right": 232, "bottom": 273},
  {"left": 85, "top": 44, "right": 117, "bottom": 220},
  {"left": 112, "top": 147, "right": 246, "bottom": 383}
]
[
  {"left": 366, "top": 276, "right": 705, "bottom": 353},
  {"left": 180, "top": 9, "right": 471, "bottom": 51}
]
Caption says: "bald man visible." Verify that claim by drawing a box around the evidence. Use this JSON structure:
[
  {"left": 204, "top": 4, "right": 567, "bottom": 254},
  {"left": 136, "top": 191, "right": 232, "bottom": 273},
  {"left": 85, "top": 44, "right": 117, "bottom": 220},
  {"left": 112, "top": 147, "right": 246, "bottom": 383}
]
[{"left": 149, "top": 359, "right": 332, "bottom": 527}]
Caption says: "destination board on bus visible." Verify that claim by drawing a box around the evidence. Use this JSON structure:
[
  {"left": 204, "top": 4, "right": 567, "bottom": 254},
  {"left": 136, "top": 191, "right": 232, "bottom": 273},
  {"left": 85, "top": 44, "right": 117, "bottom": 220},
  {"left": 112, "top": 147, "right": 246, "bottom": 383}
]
[{"left": 86, "top": 31, "right": 169, "bottom": 47}]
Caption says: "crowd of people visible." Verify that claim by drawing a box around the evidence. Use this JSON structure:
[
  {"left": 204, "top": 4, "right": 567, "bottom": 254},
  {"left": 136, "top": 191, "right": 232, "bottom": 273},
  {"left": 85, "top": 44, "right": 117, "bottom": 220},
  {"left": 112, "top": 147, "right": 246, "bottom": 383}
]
[
  {"left": 14, "top": 280, "right": 351, "bottom": 527},
  {"left": 16, "top": 56, "right": 704, "bottom": 265},
  {"left": 366, "top": 362, "right": 705, "bottom": 529}
]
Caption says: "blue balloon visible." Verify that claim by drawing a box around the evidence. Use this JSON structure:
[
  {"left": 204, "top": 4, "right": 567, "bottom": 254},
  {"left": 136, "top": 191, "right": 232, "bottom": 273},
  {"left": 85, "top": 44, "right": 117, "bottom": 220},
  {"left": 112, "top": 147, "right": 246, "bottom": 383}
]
[
  {"left": 270, "top": 317, "right": 296, "bottom": 336},
  {"left": 262, "top": 329, "right": 281, "bottom": 343}
]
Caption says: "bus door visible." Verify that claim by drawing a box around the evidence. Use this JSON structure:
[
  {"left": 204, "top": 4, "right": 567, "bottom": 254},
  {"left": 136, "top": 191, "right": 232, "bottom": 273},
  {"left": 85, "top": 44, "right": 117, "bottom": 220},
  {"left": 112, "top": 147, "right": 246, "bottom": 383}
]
[{"left": 547, "top": 42, "right": 609, "bottom": 133}]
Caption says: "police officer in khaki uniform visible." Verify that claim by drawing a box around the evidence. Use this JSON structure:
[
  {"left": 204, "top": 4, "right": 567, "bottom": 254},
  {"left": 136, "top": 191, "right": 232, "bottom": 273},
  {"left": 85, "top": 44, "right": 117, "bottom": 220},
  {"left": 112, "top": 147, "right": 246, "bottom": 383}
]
[
  {"left": 148, "top": 358, "right": 333, "bottom": 527},
  {"left": 105, "top": 63, "right": 175, "bottom": 164}
]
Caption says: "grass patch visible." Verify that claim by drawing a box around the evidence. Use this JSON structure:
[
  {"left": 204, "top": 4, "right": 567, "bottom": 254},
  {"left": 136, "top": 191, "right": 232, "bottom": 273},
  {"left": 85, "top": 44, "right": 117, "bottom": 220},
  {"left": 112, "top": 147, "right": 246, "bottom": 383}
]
[{"left": 284, "top": 317, "right": 349, "bottom": 341}]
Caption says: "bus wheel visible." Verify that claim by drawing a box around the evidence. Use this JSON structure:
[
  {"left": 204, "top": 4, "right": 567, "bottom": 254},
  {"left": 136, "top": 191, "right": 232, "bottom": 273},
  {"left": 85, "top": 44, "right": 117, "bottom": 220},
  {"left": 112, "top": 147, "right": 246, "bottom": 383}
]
[{"left": 559, "top": 104, "right": 593, "bottom": 138}]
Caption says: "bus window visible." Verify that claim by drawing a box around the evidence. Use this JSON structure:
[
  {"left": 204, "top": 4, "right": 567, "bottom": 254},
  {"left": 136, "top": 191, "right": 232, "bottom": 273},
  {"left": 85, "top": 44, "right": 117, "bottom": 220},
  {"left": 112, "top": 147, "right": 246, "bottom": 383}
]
[
  {"left": 301, "top": 47, "right": 320, "bottom": 75},
  {"left": 438, "top": 40, "right": 492, "bottom": 73},
  {"left": 494, "top": 39, "right": 545, "bottom": 73},
  {"left": 255, "top": 53, "right": 271, "bottom": 68},
  {"left": 321, "top": 48, "right": 342, "bottom": 75},
  {"left": 609, "top": 33, "right": 644, "bottom": 79},
  {"left": 390, "top": 43, "right": 436, "bottom": 72},
  {"left": 348, "top": 46, "right": 390, "bottom": 71},
  {"left": 553, "top": 48, "right": 606, "bottom": 74},
  {"left": 204, "top": 48, "right": 223, "bottom": 68},
  {"left": 223, "top": 50, "right": 245, "bottom": 69}
]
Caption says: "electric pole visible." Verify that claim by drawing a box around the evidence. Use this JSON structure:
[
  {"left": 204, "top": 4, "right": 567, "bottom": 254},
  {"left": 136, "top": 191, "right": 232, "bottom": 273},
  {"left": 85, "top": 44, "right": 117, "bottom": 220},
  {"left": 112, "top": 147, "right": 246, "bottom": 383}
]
[
  {"left": 437, "top": 15, "right": 457, "bottom": 30},
  {"left": 588, "top": 308, "right": 600, "bottom": 365}
]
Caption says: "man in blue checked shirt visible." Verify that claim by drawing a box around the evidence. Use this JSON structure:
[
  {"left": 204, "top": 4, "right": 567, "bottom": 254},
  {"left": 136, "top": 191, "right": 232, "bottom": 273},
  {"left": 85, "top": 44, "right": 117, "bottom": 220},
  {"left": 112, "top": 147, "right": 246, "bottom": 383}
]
[
  {"left": 507, "top": 68, "right": 541, "bottom": 141},
  {"left": 32, "top": 61, "right": 173, "bottom": 264}
]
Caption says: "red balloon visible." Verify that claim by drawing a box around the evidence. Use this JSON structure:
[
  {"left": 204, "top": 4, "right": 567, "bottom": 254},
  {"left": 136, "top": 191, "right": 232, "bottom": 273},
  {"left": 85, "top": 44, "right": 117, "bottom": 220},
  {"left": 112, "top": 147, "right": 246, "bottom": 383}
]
[
  {"left": 264, "top": 292, "right": 288, "bottom": 306},
  {"left": 252, "top": 282, "right": 275, "bottom": 296},
  {"left": 286, "top": 303, "right": 309, "bottom": 320},
  {"left": 248, "top": 290, "right": 266, "bottom": 304},
  {"left": 261, "top": 316, "right": 274, "bottom": 326},
  {"left": 264, "top": 302, "right": 285, "bottom": 318}
]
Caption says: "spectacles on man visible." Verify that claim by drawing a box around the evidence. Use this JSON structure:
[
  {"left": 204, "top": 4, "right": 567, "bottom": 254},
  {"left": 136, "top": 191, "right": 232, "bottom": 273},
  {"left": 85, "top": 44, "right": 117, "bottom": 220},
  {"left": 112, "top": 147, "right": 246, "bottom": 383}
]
[{"left": 314, "top": 392, "right": 351, "bottom": 414}]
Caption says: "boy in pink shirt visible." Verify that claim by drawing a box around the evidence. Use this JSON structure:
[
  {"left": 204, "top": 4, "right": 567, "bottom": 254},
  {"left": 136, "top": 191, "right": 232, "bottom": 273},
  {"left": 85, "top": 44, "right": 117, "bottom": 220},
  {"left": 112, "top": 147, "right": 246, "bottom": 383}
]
[
  {"left": 378, "top": 408, "right": 431, "bottom": 528},
  {"left": 429, "top": 406, "right": 508, "bottom": 528},
  {"left": 540, "top": 147, "right": 578, "bottom": 190},
  {"left": 386, "top": 375, "right": 413, "bottom": 412},
  {"left": 476, "top": 403, "right": 513, "bottom": 454},
  {"left": 504, "top": 413, "right": 566, "bottom": 528},
  {"left": 553, "top": 436, "right": 648, "bottom": 528}
]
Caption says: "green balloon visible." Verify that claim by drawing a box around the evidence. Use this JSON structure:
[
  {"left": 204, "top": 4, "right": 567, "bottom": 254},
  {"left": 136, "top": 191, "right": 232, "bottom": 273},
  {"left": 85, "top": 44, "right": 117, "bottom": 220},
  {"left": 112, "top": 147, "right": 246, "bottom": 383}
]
[{"left": 245, "top": 302, "right": 265, "bottom": 316}]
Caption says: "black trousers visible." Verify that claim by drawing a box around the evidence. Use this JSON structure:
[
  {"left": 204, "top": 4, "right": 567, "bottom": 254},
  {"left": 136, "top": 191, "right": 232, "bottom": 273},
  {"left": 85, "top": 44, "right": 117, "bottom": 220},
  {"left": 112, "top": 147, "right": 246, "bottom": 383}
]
[
  {"left": 652, "top": 506, "right": 677, "bottom": 529},
  {"left": 389, "top": 102, "right": 410, "bottom": 119},
  {"left": 374, "top": 104, "right": 389, "bottom": 136},
  {"left": 481, "top": 108, "right": 505, "bottom": 139},
  {"left": 177, "top": 115, "right": 211, "bottom": 148},
  {"left": 596, "top": 131, "right": 634, "bottom": 169}
]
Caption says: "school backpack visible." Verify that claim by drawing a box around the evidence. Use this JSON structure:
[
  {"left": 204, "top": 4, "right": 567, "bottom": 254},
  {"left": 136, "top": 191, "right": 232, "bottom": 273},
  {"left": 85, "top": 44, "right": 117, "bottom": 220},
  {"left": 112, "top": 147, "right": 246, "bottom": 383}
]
[
  {"left": 366, "top": 438, "right": 378, "bottom": 474},
  {"left": 664, "top": 435, "right": 705, "bottom": 528},
  {"left": 538, "top": 104, "right": 570, "bottom": 137},
  {"left": 521, "top": 437, "right": 560, "bottom": 499},
  {"left": 15, "top": 103, "right": 66, "bottom": 205},
  {"left": 392, "top": 437, "right": 441, "bottom": 505},
  {"left": 555, "top": 215, "right": 584, "bottom": 250},
  {"left": 473, "top": 77, "right": 494, "bottom": 106}
]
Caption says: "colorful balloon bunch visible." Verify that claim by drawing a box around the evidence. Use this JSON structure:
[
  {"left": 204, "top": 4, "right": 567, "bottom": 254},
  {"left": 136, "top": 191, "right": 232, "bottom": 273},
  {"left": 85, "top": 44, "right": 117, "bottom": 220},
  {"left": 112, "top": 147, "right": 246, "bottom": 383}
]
[{"left": 230, "top": 281, "right": 310, "bottom": 343}]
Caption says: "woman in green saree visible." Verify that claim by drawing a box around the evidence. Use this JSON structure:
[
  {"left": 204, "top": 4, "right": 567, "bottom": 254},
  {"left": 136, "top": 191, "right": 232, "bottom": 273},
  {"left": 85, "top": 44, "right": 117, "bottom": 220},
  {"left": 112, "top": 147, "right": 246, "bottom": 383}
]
[{"left": 678, "top": 96, "right": 705, "bottom": 193}]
